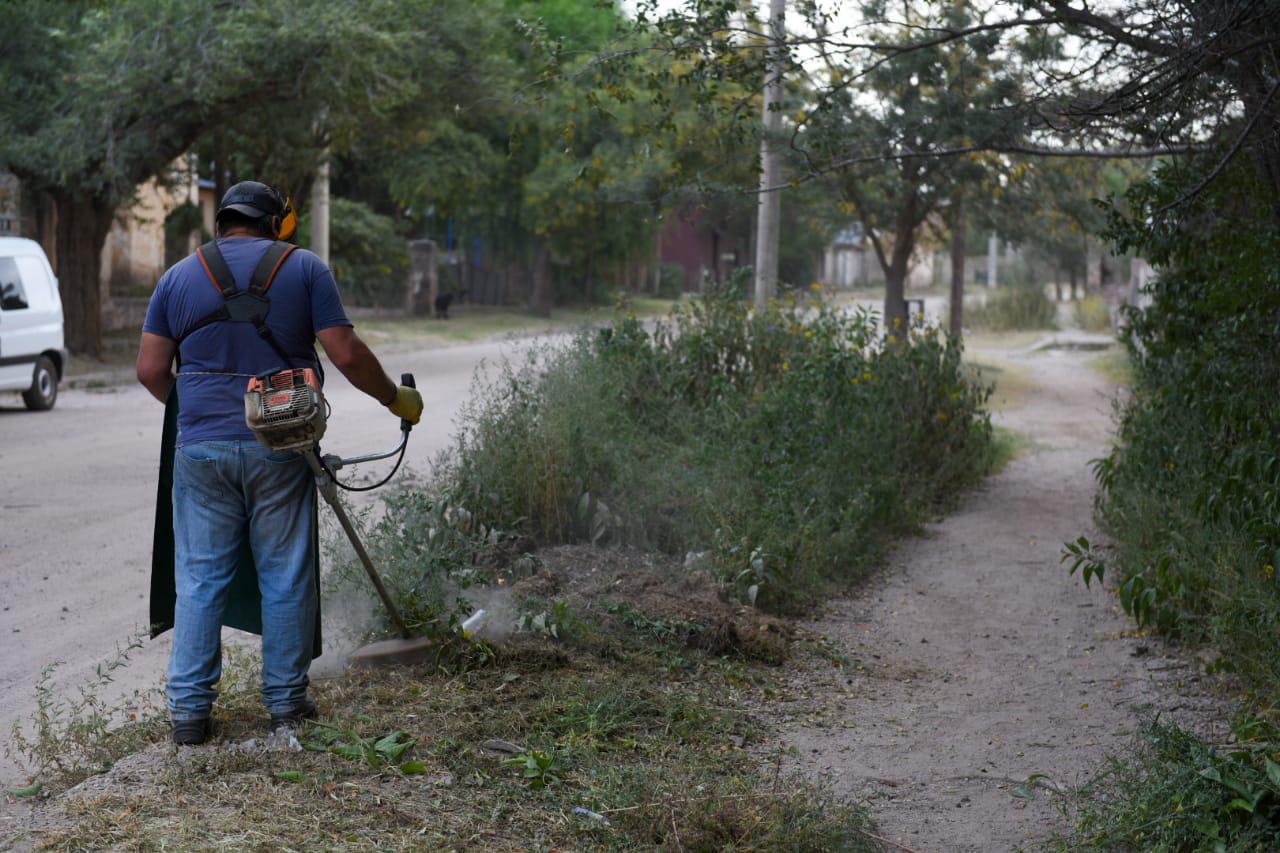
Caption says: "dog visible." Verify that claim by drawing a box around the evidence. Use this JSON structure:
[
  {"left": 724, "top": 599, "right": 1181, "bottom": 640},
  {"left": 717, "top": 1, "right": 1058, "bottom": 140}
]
[{"left": 434, "top": 291, "right": 454, "bottom": 320}]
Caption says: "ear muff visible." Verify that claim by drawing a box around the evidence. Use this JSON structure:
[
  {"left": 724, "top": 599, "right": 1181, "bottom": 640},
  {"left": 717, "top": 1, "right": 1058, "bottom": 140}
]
[{"left": 277, "top": 197, "right": 297, "bottom": 241}]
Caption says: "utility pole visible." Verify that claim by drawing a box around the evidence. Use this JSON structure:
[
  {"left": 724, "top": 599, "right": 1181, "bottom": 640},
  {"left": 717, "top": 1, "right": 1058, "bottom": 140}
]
[
  {"left": 311, "top": 157, "right": 330, "bottom": 265},
  {"left": 949, "top": 187, "right": 966, "bottom": 338},
  {"left": 986, "top": 231, "right": 998, "bottom": 290},
  {"left": 753, "top": 0, "right": 786, "bottom": 309}
]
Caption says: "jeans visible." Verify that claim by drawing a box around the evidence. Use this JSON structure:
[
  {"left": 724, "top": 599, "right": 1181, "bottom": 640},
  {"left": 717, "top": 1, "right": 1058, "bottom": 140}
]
[{"left": 168, "top": 440, "right": 317, "bottom": 720}]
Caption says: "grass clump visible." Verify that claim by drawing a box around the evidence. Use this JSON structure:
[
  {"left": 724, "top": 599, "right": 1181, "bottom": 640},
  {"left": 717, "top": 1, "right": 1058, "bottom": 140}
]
[
  {"left": 1059, "top": 717, "right": 1280, "bottom": 852},
  {"left": 436, "top": 288, "right": 994, "bottom": 613},
  {"left": 969, "top": 285, "right": 1058, "bottom": 331}
]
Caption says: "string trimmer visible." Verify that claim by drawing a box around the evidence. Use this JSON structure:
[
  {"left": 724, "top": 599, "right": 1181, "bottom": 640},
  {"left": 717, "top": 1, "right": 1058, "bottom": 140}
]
[{"left": 244, "top": 367, "right": 449, "bottom": 668}]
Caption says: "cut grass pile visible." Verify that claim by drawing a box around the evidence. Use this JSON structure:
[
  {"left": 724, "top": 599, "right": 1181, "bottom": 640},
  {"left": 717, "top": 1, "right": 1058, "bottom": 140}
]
[{"left": 8, "top": 546, "right": 882, "bottom": 851}]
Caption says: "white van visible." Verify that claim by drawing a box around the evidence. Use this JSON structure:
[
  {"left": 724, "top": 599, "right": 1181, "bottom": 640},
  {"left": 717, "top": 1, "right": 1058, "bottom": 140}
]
[{"left": 0, "top": 237, "right": 65, "bottom": 410}]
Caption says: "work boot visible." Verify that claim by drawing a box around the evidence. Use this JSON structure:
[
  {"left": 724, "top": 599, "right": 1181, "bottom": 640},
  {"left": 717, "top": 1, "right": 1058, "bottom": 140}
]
[
  {"left": 171, "top": 717, "right": 212, "bottom": 746},
  {"left": 269, "top": 697, "right": 318, "bottom": 732}
]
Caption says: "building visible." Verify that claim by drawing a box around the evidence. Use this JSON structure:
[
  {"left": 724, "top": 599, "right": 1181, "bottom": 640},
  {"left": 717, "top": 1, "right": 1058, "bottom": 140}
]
[
  {"left": 822, "top": 223, "right": 869, "bottom": 288},
  {"left": 0, "top": 159, "right": 210, "bottom": 331},
  {"left": 657, "top": 206, "right": 750, "bottom": 292}
]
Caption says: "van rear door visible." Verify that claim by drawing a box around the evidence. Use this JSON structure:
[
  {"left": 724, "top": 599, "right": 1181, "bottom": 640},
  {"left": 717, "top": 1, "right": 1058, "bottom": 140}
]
[{"left": 0, "top": 253, "right": 56, "bottom": 392}]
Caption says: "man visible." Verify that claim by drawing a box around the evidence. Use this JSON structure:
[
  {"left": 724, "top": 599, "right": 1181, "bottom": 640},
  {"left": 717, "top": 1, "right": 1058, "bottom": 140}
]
[{"left": 136, "top": 181, "right": 422, "bottom": 745}]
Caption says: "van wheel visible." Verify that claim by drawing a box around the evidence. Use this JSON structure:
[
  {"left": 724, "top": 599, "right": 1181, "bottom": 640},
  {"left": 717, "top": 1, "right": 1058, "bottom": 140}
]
[{"left": 22, "top": 356, "right": 58, "bottom": 411}]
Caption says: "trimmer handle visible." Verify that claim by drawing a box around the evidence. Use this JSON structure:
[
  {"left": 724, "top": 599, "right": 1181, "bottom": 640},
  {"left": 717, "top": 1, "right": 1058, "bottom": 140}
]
[{"left": 400, "top": 373, "right": 416, "bottom": 434}]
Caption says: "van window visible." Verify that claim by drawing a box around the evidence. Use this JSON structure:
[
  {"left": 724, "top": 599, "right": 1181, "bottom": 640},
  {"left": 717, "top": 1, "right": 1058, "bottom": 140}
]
[{"left": 0, "top": 257, "right": 28, "bottom": 311}]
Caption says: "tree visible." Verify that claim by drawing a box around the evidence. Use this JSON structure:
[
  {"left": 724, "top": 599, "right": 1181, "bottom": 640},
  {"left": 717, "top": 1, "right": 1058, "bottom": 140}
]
[
  {"left": 1020, "top": 0, "right": 1280, "bottom": 222},
  {"left": 0, "top": 0, "right": 419, "bottom": 355},
  {"left": 802, "top": 2, "right": 1028, "bottom": 330}
]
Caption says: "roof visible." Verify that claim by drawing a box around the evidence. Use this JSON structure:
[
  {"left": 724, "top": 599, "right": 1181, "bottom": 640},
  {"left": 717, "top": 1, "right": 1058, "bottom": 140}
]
[
  {"left": 0, "top": 236, "right": 47, "bottom": 256},
  {"left": 831, "top": 222, "right": 866, "bottom": 247}
]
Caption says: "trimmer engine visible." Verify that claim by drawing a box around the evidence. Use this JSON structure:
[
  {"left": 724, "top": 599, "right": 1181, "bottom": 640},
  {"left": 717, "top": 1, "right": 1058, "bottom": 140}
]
[{"left": 244, "top": 368, "right": 326, "bottom": 452}]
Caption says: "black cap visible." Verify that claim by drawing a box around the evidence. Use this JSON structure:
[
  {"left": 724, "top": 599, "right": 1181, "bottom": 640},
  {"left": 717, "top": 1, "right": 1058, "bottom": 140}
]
[{"left": 216, "top": 181, "right": 285, "bottom": 222}]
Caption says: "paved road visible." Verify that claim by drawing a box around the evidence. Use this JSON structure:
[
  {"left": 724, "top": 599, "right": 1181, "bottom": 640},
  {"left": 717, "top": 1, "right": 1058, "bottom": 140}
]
[{"left": 0, "top": 332, "right": 543, "bottom": 783}]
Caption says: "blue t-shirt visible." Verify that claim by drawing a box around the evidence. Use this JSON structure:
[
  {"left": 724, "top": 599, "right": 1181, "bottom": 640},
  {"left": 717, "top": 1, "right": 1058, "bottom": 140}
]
[{"left": 143, "top": 237, "right": 351, "bottom": 445}]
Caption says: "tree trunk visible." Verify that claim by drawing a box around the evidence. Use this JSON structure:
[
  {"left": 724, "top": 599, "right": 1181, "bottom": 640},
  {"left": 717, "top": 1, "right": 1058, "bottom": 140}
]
[
  {"left": 1085, "top": 239, "right": 1102, "bottom": 291},
  {"left": 881, "top": 226, "right": 916, "bottom": 336},
  {"left": 883, "top": 241, "right": 913, "bottom": 335},
  {"left": 528, "top": 241, "right": 552, "bottom": 318},
  {"left": 949, "top": 189, "right": 966, "bottom": 339},
  {"left": 51, "top": 190, "right": 115, "bottom": 357}
]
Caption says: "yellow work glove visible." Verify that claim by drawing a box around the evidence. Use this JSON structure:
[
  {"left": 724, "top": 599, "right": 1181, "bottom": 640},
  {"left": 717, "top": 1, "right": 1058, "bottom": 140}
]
[{"left": 386, "top": 385, "right": 424, "bottom": 425}]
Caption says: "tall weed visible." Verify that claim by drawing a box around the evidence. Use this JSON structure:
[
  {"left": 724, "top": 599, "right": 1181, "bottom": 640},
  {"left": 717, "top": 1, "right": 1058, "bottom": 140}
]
[
  {"left": 969, "top": 285, "right": 1058, "bottom": 331},
  {"left": 435, "top": 289, "right": 994, "bottom": 612},
  {"left": 6, "top": 634, "right": 164, "bottom": 786},
  {"left": 1073, "top": 294, "right": 1113, "bottom": 332}
]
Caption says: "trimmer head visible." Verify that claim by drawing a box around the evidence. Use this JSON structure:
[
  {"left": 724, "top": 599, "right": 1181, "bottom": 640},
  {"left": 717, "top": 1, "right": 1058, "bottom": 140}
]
[{"left": 348, "top": 635, "right": 439, "bottom": 669}]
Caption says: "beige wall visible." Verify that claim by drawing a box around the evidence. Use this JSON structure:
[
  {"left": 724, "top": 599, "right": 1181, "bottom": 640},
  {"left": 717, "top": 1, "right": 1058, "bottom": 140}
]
[{"left": 100, "top": 159, "right": 200, "bottom": 295}]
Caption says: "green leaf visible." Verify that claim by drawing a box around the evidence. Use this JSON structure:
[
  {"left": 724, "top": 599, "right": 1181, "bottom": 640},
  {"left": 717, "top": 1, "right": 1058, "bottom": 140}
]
[
  {"left": 399, "top": 760, "right": 429, "bottom": 775},
  {"left": 8, "top": 783, "right": 42, "bottom": 798},
  {"left": 1226, "top": 797, "right": 1255, "bottom": 813},
  {"left": 330, "top": 744, "right": 368, "bottom": 761},
  {"left": 1266, "top": 759, "right": 1280, "bottom": 789},
  {"left": 1193, "top": 817, "right": 1220, "bottom": 838},
  {"left": 374, "top": 732, "right": 414, "bottom": 762},
  {"left": 1010, "top": 773, "right": 1048, "bottom": 801},
  {"left": 274, "top": 770, "right": 305, "bottom": 783}
]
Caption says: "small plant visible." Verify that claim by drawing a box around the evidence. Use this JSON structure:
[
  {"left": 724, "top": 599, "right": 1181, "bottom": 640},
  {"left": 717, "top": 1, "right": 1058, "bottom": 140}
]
[
  {"left": 516, "top": 600, "right": 573, "bottom": 640},
  {"left": 304, "top": 724, "right": 416, "bottom": 769},
  {"left": 6, "top": 632, "right": 163, "bottom": 787},
  {"left": 1061, "top": 536, "right": 1106, "bottom": 589},
  {"left": 501, "top": 749, "right": 563, "bottom": 789}
]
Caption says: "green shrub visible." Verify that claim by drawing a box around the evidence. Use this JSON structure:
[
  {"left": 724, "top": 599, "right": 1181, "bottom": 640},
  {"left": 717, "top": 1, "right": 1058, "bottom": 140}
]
[
  {"left": 1091, "top": 160, "right": 1280, "bottom": 708},
  {"left": 300, "top": 197, "right": 409, "bottom": 307},
  {"left": 968, "top": 285, "right": 1058, "bottom": 331},
  {"left": 435, "top": 288, "right": 995, "bottom": 612},
  {"left": 1073, "top": 294, "right": 1112, "bottom": 332},
  {"left": 657, "top": 262, "right": 686, "bottom": 298}
]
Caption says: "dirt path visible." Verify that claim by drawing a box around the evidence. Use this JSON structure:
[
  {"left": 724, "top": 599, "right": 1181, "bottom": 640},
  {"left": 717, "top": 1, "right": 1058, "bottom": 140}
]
[{"left": 774, "top": 345, "right": 1222, "bottom": 851}]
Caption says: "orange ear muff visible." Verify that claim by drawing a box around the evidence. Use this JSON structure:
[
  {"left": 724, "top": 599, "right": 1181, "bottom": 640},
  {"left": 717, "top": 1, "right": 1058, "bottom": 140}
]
[{"left": 278, "top": 198, "right": 298, "bottom": 241}]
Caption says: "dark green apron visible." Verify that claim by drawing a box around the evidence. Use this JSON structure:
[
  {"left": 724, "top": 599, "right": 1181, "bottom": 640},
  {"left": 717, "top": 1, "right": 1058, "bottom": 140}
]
[{"left": 149, "top": 387, "right": 323, "bottom": 659}]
